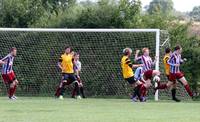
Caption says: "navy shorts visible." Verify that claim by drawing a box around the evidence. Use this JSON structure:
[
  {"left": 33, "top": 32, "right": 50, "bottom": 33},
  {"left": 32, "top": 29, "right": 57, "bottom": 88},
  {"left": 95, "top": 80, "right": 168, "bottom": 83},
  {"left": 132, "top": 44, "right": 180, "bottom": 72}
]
[{"left": 62, "top": 73, "right": 76, "bottom": 85}]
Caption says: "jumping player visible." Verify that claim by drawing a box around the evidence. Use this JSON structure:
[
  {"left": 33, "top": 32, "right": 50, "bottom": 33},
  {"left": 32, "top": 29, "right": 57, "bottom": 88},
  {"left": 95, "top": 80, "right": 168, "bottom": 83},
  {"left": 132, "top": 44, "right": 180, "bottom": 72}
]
[
  {"left": 121, "top": 48, "right": 144, "bottom": 101},
  {"left": 71, "top": 53, "right": 86, "bottom": 99},
  {"left": 157, "top": 45, "right": 193, "bottom": 99},
  {"left": 155, "top": 48, "right": 180, "bottom": 102},
  {"left": 55, "top": 46, "right": 78, "bottom": 100},
  {"left": 0, "top": 47, "right": 19, "bottom": 100},
  {"left": 135, "top": 48, "right": 160, "bottom": 101}
]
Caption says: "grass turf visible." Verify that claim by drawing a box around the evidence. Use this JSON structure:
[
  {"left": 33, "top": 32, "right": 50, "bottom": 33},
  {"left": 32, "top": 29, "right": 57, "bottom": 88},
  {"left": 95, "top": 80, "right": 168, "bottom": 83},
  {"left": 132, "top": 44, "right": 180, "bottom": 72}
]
[{"left": 0, "top": 97, "right": 199, "bottom": 122}]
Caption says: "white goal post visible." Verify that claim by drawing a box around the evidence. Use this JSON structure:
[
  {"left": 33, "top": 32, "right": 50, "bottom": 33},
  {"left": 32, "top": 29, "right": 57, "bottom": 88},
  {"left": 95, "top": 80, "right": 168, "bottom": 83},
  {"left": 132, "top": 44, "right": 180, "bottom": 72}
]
[{"left": 0, "top": 28, "right": 160, "bottom": 100}]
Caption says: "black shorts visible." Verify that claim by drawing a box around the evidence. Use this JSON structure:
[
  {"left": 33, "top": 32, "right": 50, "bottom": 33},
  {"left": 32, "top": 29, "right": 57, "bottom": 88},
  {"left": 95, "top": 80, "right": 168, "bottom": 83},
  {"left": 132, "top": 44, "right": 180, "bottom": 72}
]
[
  {"left": 62, "top": 73, "right": 76, "bottom": 85},
  {"left": 125, "top": 76, "right": 136, "bottom": 85}
]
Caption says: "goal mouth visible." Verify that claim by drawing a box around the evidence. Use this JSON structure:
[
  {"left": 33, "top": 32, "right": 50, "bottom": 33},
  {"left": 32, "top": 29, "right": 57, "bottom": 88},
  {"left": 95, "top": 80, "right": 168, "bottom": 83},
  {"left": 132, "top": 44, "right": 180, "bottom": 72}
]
[{"left": 0, "top": 28, "right": 190, "bottom": 100}]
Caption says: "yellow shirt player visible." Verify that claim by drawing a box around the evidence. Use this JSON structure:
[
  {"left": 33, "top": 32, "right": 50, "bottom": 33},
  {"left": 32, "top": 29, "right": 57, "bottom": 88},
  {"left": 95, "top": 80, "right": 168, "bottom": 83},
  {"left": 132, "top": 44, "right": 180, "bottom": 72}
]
[
  {"left": 59, "top": 53, "right": 74, "bottom": 74},
  {"left": 163, "top": 48, "right": 171, "bottom": 79},
  {"left": 55, "top": 46, "right": 77, "bottom": 99},
  {"left": 121, "top": 48, "right": 143, "bottom": 86}
]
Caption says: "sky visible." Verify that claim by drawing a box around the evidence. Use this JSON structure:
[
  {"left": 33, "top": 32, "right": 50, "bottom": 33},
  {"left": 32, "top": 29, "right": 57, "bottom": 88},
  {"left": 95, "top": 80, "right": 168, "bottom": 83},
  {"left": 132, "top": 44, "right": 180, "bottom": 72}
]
[{"left": 79, "top": 0, "right": 200, "bottom": 12}]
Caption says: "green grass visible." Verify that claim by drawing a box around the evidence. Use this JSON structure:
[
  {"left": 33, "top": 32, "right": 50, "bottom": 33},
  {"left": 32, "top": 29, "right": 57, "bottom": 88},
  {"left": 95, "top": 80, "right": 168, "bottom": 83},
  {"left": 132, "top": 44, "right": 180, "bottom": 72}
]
[{"left": 0, "top": 97, "right": 200, "bottom": 122}]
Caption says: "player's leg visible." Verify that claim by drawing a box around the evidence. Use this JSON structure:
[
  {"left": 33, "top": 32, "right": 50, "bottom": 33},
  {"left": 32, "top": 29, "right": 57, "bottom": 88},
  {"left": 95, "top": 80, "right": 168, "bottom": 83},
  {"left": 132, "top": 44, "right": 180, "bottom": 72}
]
[
  {"left": 79, "top": 82, "right": 86, "bottom": 98},
  {"left": 4, "top": 71, "right": 18, "bottom": 99},
  {"left": 178, "top": 75, "right": 193, "bottom": 98},
  {"left": 126, "top": 76, "right": 142, "bottom": 102},
  {"left": 140, "top": 70, "right": 160, "bottom": 102},
  {"left": 171, "top": 82, "right": 180, "bottom": 102},
  {"left": 69, "top": 74, "right": 81, "bottom": 99},
  {"left": 139, "top": 78, "right": 153, "bottom": 102},
  {"left": 55, "top": 74, "right": 69, "bottom": 99}
]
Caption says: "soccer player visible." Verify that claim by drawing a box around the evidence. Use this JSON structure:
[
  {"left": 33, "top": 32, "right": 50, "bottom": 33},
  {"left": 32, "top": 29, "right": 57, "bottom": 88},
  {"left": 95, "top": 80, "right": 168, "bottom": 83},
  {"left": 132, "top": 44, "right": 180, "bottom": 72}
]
[
  {"left": 71, "top": 53, "right": 86, "bottom": 98},
  {"left": 121, "top": 48, "right": 144, "bottom": 101},
  {"left": 130, "top": 66, "right": 145, "bottom": 101},
  {"left": 155, "top": 48, "right": 180, "bottom": 102},
  {"left": 135, "top": 48, "right": 160, "bottom": 101},
  {"left": 55, "top": 46, "right": 78, "bottom": 99},
  {"left": 158, "top": 45, "right": 193, "bottom": 99},
  {"left": 0, "top": 47, "right": 19, "bottom": 100}
]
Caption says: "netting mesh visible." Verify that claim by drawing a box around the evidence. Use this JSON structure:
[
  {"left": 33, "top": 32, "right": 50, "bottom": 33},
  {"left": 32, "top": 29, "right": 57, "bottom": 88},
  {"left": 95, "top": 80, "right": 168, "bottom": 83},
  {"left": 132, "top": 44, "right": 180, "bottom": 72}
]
[{"left": 0, "top": 29, "right": 189, "bottom": 100}]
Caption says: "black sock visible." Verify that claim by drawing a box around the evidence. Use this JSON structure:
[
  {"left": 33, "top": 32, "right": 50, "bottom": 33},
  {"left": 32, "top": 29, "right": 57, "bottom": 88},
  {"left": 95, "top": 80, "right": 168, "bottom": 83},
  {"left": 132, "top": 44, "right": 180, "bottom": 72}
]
[
  {"left": 75, "top": 82, "right": 80, "bottom": 96},
  {"left": 60, "top": 83, "right": 66, "bottom": 96},
  {"left": 80, "top": 87, "right": 85, "bottom": 98},
  {"left": 60, "top": 87, "right": 66, "bottom": 96},
  {"left": 171, "top": 88, "right": 176, "bottom": 99}
]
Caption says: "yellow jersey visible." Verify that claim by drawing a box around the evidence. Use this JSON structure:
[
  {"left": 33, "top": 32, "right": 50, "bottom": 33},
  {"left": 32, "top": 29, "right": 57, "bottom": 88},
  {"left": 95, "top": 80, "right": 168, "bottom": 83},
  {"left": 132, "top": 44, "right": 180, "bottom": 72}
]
[
  {"left": 121, "top": 56, "right": 134, "bottom": 79},
  {"left": 59, "top": 53, "right": 74, "bottom": 73},
  {"left": 163, "top": 54, "right": 170, "bottom": 75}
]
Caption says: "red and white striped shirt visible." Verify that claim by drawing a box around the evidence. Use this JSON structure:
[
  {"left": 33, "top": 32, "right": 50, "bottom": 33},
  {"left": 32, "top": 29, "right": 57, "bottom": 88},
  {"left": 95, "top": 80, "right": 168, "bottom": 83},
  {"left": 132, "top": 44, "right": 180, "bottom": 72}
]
[
  {"left": 136, "top": 55, "right": 154, "bottom": 72},
  {"left": 168, "top": 52, "right": 183, "bottom": 73}
]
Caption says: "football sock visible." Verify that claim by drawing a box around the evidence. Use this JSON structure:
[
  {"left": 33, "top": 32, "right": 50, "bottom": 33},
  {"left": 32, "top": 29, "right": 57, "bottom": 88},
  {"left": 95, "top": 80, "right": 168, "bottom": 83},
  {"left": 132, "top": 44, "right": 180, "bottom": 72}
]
[
  {"left": 184, "top": 84, "right": 193, "bottom": 97},
  {"left": 80, "top": 87, "right": 85, "bottom": 98}
]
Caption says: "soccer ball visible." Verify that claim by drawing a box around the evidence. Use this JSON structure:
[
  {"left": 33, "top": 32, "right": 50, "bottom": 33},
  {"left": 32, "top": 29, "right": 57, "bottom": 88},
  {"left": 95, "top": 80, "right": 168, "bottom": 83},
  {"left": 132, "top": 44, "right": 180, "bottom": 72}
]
[{"left": 153, "top": 75, "right": 160, "bottom": 82}]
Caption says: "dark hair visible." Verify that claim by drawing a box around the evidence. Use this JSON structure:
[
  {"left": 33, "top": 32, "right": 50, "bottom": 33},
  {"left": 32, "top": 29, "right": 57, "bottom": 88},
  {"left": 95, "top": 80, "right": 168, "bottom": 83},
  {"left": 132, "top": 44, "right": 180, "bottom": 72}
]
[
  {"left": 10, "top": 47, "right": 17, "bottom": 52},
  {"left": 165, "top": 47, "right": 171, "bottom": 53},
  {"left": 65, "top": 46, "right": 72, "bottom": 52},
  {"left": 174, "top": 45, "right": 181, "bottom": 51},
  {"left": 74, "top": 52, "right": 80, "bottom": 56}
]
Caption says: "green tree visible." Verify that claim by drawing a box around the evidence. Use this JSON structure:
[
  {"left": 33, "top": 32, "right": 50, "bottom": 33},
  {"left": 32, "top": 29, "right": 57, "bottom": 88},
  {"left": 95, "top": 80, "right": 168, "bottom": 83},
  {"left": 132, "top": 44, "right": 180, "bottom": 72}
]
[
  {"left": 147, "top": 0, "right": 174, "bottom": 15},
  {"left": 189, "top": 6, "right": 200, "bottom": 21},
  {"left": 0, "top": 0, "right": 46, "bottom": 27}
]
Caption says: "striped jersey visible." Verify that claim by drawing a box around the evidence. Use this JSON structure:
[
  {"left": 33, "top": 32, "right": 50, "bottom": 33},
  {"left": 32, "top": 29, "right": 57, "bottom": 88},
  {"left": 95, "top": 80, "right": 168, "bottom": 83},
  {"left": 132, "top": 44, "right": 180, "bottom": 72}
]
[
  {"left": 137, "top": 55, "right": 153, "bottom": 71},
  {"left": 1, "top": 54, "right": 14, "bottom": 74},
  {"left": 74, "top": 60, "right": 81, "bottom": 75},
  {"left": 168, "top": 52, "right": 183, "bottom": 73}
]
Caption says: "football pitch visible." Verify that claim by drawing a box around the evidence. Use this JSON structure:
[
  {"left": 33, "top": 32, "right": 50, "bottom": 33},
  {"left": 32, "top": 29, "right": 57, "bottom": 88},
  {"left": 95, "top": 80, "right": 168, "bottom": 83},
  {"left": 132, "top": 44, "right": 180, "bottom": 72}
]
[{"left": 0, "top": 97, "right": 200, "bottom": 122}]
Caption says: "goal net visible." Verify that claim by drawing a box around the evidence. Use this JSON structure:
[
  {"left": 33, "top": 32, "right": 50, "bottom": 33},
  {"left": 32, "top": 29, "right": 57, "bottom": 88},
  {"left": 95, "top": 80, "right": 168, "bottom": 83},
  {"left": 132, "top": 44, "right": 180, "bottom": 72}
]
[{"left": 0, "top": 28, "right": 189, "bottom": 100}]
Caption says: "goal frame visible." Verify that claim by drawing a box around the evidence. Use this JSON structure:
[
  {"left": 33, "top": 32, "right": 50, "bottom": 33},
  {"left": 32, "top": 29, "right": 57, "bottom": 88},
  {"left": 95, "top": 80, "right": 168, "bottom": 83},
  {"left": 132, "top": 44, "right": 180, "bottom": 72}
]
[{"left": 0, "top": 28, "right": 160, "bottom": 101}]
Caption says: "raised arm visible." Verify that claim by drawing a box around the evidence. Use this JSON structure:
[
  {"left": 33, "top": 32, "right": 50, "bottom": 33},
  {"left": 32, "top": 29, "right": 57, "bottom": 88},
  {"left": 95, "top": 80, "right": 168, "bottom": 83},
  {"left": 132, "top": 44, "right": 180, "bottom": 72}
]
[
  {"left": 134, "top": 50, "right": 141, "bottom": 62},
  {"left": 152, "top": 56, "right": 158, "bottom": 65}
]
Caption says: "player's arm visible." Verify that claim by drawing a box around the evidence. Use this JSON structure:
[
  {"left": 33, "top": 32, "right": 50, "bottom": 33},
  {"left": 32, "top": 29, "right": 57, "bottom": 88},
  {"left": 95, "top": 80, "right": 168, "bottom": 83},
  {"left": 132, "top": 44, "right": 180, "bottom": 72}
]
[
  {"left": 125, "top": 58, "right": 143, "bottom": 69},
  {"left": 0, "top": 55, "right": 8, "bottom": 65},
  {"left": 0, "top": 60, "right": 5, "bottom": 65},
  {"left": 134, "top": 50, "right": 141, "bottom": 62},
  {"left": 152, "top": 56, "right": 158, "bottom": 65},
  {"left": 57, "top": 56, "right": 63, "bottom": 70}
]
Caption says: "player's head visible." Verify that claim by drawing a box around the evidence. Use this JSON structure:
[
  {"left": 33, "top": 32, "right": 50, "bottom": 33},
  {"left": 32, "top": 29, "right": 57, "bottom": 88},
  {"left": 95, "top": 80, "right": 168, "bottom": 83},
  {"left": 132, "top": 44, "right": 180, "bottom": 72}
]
[
  {"left": 165, "top": 47, "right": 171, "bottom": 54},
  {"left": 142, "top": 48, "right": 149, "bottom": 56},
  {"left": 123, "top": 48, "right": 132, "bottom": 57},
  {"left": 10, "top": 47, "right": 17, "bottom": 56},
  {"left": 65, "top": 46, "right": 72, "bottom": 54},
  {"left": 174, "top": 45, "right": 182, "bottom": 54},
  {"left": 74, "top": 52, "right": 80, "bottom": 60}
]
